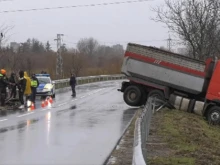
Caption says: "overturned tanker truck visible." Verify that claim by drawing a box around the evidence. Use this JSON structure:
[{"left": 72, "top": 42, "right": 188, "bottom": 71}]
[{"left": 118, "top": 43, "right": 220, "bottom": 124}]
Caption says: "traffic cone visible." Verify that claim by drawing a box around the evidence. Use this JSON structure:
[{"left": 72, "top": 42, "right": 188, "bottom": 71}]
[
  {"left": 31, "top": 102, "right": 35, "bottom": 110},
  {"left": 45, "top": 99, "right": 48, "bottom": 106},
  {"left": 49, "top": 96, "right": 53, "bottom": 104},
  {"left": 41, "top": 101, "right": 45, "bottom": 107}
]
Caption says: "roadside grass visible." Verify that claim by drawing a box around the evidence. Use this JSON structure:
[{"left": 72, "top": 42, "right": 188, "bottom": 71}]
[{"left": 147, "top": 109, "right": 220, "bottom": 165}]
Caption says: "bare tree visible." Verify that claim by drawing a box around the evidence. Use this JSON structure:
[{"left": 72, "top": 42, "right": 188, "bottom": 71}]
[
  {"left": 45, "top": 41, "right": 51, "bottom": 52},
  {"left": 112, "top": 44, "right": 124, "bottom": 56},
  {"left": 26, "top": 57, "right": 33, "bottom": 75},
  {"left": 8, "top": 52, "right": 20, "bottom": 72},
  {"left": 0, "top": 24, "right": 14, "bottom": 48},
  {"left": 71, "top": 52, "right": 85, "bottom": 77},
  {"left": 77, "top": 37, "right": 99, "bottom": 56},
  {"left": 152, "top": 0, "right": 220, "bottom": 60},
  {"left": 16, "top": 53, "right": 27, "bottom": 71}
]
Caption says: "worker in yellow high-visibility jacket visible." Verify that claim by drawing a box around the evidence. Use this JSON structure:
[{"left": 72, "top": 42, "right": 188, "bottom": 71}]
[{"left": 30, "top": 73, "right": 39, "bottom": 103}]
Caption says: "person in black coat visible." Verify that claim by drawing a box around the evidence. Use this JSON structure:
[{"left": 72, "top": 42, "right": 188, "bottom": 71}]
[
  {"left": 0, "top": 69, "right": 12, "bottom": 107},
  {"left": 9, "top": 72, "right": 17, "bottom": 98},
  {"left": 69, "top": 73, "right": 76, "bottom": 97},
  {"left": 17, "top": 70, "right": 26, "bottom": 109}
]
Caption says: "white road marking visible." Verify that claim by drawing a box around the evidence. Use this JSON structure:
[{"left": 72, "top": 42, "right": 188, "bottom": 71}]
[
  {"left": 58, "top": 103, "right": 66, "bottom": 106},
  {"left": 40, "top": 108, "right": 48, "bottom": 111},
  {"left": 0, "top": 119, "right": 8, "bottom": 122},
  {"left": 95, "top": 89, "right": 103, "bottom": 93},
  {"left": 17, "top": 112, "right": 34, "bottom": 118}
]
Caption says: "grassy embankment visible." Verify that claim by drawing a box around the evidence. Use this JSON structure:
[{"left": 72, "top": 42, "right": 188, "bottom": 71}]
[{"left": 147, "top": 109, "right": 220, "bottom": 165}]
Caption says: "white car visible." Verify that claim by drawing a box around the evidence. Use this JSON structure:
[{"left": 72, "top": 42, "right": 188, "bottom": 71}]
[{"left": 35, "top": 74, "right": 55, "bottom": 98}]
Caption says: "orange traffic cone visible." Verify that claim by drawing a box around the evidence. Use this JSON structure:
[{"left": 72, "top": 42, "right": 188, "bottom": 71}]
[
  {"left": 31, "top": 102, "right": 35, "bottom": 110},
  {"left": 49, "top": 96, "right": 53, "bottom": 104},
  {"left": 41, "top": 101, "right": 45, "bottom": 107},
  {"left": 45, "top": 99, "right": 48, "bottom": 106}
]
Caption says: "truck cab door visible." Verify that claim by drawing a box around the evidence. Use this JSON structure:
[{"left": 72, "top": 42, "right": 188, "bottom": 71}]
[{"left": 206, "top": 61, "right": 220, "bottom": 102}]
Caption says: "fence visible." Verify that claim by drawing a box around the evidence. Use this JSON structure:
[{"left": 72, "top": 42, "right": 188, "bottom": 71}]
[
  {"left": 132, "top": 97, "right": 168, "bottom": 165},
  {"left": 53, "top": 74, "right": 126, "bottom": 89}
]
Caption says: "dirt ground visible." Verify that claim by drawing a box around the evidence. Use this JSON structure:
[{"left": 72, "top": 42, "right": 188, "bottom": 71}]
[{"left": 146, "top": 108, "right": 220, "bottom": 165}]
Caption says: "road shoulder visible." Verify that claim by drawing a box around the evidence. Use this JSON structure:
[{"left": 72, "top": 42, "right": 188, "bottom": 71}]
[{"left": 106, "top": 108, "right": 142, "bottom": 165}]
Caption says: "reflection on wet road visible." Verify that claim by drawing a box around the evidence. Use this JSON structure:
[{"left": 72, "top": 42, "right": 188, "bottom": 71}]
[{"left": 0, "top": 80, "right": 137, "bottom": 165}]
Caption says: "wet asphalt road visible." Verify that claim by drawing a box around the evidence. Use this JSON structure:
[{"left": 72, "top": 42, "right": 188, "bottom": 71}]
[{"left": 0, "top": 80, "right": 137, "bottom": 165}]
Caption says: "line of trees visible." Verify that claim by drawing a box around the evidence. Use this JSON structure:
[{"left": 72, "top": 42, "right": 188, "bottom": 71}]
[{"left": 0, "top": 37, "right": 124, "bottom": 79}]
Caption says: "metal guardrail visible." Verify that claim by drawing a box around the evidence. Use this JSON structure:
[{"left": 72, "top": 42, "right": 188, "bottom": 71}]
[
  {"left": 53, "top": 74, "right": 126, "bottom": 89},
  {"left": 132, "top": 97, "right": 168, "bottom": 165}
]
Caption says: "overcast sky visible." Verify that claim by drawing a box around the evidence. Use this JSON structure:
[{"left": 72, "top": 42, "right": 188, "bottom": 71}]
[{"left": 0, "top": 0, "right": 170, "bottom": 50}]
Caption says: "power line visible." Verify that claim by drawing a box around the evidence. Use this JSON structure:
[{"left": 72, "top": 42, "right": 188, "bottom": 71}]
[
  {"left": 0, "top": 0, "right": 13, "bottom": 2},
  {"left": 0, "top": 0, "right": 152, "bottom": 13}
]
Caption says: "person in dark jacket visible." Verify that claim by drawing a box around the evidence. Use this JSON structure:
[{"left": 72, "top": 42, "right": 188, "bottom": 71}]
[
  {"left": 17, "top": 70, "right": 26, "bottom": 109},
  {"left": 0, "top": 69, "right": 12, "bottom": 108},
  {"left": 31, "top": 73, "right": 39, "bottom": 103},
  {"left": 69, "top": 73, "right": 76, "bottom": 97},
  {"left": 9, "top": 72, "right": 17, "bottom": 99}
]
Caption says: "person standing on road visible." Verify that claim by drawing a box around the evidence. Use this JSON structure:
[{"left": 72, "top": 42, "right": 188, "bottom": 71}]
[
  {"left": 0, "top": 69, "right": 13, "bottom": 109},
  {"left": 69, "top": 73, "right": 76, "bottom": 97},
  {"left": 9, "top": 72, "right": 17, "bottom": 99},
  {"left": 24, "top": 71, "right": 32, "bottom": 105},
  {"left": 18, "top": 70, "right": 26, "bottom": 109},
  {"left": 31, "top": 73, "right": 39, "bottom": 103}
]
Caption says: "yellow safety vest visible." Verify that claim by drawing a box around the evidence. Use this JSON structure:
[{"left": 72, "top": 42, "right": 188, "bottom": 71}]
[
  {"left": 31, "top": 80, "right": 38, "bottom": 87},
  {"left": 0, "top": 74, "right": 6, "bottom": 80}
]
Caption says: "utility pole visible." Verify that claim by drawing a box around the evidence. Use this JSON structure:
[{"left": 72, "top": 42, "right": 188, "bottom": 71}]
[
  {"left": 54, "top": 34, "right": 64, "bottom": 79},
  {"left": 167, "top": 34, "right": 172, "bottom": 51},
  {"left": 0, "top": 33, "right": 3, "bottom": 49}
]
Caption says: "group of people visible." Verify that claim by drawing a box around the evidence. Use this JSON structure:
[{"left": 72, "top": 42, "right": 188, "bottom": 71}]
[
  {"left": 0, "top": 69, "right": 39, "bottom": 110},
  {"left": 0, "top": 69, "right": 77, "bottom": 110}
]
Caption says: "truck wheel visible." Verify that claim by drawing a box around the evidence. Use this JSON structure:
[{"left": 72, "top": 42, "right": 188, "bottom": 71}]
[
  {"left": 123, "top": 85, "right": 142, "bottom": 106},
  {"left": 187, "top": 99, "right": 196, "bottom": 113},
  {"left": 148, "top": 90, "right": 165, "bottom": 109},
  {"left": 207, "top": 106, "right": 220, "bottom": 125}
]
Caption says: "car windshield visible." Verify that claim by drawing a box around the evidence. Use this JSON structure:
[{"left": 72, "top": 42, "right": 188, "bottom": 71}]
[{"left": 37, "top": 77, "right": 51, "bottom": 84}]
